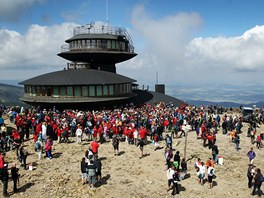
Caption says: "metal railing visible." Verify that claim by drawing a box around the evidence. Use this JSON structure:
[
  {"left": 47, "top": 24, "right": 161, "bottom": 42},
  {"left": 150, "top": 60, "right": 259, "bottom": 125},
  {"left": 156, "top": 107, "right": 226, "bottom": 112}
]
[{"left": 70, "top": 24, "right": 134, "bottom": 51}]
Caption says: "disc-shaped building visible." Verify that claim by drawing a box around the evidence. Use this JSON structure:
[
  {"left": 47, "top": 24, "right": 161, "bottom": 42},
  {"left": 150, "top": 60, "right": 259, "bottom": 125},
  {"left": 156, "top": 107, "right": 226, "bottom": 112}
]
[
  {"left": 19, "top": 24, "right": 139, "bottom": 109},
  {"left": 19, "top": 23, "right": 184, "bottom": 109}
]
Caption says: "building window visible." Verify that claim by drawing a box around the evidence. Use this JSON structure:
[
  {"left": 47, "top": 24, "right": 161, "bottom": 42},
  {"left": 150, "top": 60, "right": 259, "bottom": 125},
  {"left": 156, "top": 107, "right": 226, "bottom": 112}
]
[
  {"left": 102, "top": 40, "right": 107, "bottom": 49},
  {"left": 87, "top": 40, "right": 91, "bottom": 49},
  {"left": 91, "top": 40, "right": 96, "bottom": 48},
  {"left": 107, "top": 40, "right": 111, "bottom": 49},
  {"left": 82, "top": 86, "right": 88, "bottom": 97},
  {"left": 60, "top": 87, "right": 66, "bottom": 96},
  {"left": 119, "top": 84, "right": 124, "bottom": 94},
  {"left": 111, "top": 40, "right": 116, "bottom": 49},
  {"left": 41, "top": 86, "right": 46, "bottom": 96},
  {"left": 103, "top": 85, "right": 108, "bottom": 96},
  {"left": 67, "top": 86, "right": 73, "bottom": 97},
  {"left": 97, "top": 40, "right": 101, "bottom": 49},
  {"left": 31, "top": 86, "right": 36, "bottom": 96},
  {"left": 96, "top": 85, "right": 102, "bottom": 96},
  {"left": 75, "top": 86, "right": 81, "bottom": 97},
  {"left": 121, "top": 42, "right": 126, "bottom": 51},
  {"left": 115, "top": 84, "right": 120, "bottom": 95},
  {"left": 47, "top": 86, "right": 52, "bottom": 96},
  {"left": 78, "top": 40, "right": 81, "bottom": 49},
  {"left": 53, "top": 86, "right": 59, "bottom": 97},
  {"left": 82, "top": 40, "right": 85, "bottom": 47},
  {"left": 89, "top": 86, "right": 95, "bottom": 96},
  {"left": 109, "top": 85, "right": 114, "bottom": 96},
  {"left": 36, "top": 86, "right": 41, "bottom": 96}
]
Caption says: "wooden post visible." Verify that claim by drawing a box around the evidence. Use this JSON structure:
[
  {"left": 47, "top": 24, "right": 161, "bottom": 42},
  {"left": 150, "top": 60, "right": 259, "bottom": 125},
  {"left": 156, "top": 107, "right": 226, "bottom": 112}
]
[{"left": 184, "top": 130, "right": 188, "bottom": 159}]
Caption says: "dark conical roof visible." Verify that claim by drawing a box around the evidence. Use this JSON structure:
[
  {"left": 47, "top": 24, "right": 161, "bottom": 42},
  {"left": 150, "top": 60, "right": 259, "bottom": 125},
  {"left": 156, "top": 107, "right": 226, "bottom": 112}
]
[{"left": 19, "top": 69, "right": 136, "bottom": 86}]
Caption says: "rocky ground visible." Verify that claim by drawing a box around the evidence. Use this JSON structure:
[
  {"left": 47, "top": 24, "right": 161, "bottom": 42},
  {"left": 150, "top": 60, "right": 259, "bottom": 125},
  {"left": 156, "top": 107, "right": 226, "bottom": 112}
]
[{"left": 1, "top": 112, "right": 264, "bottom": 198}]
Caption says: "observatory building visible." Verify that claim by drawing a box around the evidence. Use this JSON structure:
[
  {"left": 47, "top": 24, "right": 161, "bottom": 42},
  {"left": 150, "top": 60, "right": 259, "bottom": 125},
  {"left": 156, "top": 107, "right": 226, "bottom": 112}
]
[
  {"left": 19, "top": 23, "right": 139, "bottom": 109},
  {"left": 19, "top": 23, "right": 183, "bottom": 109}
]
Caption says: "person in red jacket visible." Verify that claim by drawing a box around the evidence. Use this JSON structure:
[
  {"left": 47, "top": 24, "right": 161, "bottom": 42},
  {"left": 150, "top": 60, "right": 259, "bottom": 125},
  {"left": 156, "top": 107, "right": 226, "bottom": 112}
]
[
  {"left": 91, "top": 140, "right": 100, "bottom": 158},
  {"left": 139, "top": 125, "right": 147, "bottom": 144},
  {"left": 12, "top": 129, "right": 20, "bottom": 140},
  {"left": 0, "top": 151, "right": 4, "bottom": 170},
  {"left": 207, "top": 132, "right": 215, "bottom": 149}
]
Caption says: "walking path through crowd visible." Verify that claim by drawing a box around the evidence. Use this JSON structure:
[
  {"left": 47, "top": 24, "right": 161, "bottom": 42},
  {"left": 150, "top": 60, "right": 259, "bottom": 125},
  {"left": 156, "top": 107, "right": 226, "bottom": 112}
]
[{"left": 0, "top": 102, "right": 263, "bottom": 198}]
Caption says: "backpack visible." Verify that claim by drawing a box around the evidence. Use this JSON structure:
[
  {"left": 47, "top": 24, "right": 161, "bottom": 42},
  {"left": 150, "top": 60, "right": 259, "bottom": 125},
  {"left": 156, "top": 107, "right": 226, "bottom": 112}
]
[
  {"left": 166, "top": 137, "right": 171, "bottom": 144},
  {"left": 35, "top": 142, "right": 41, "bottom": 150},
  {"left": 260, "top": 175, "right": 264, "bottom": 183}
]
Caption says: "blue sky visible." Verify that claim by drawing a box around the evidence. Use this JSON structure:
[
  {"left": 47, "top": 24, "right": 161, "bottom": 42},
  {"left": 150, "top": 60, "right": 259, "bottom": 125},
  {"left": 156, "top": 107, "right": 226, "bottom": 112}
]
[{"left": 1, "top": 0, "right": 264, "bottom": 102}]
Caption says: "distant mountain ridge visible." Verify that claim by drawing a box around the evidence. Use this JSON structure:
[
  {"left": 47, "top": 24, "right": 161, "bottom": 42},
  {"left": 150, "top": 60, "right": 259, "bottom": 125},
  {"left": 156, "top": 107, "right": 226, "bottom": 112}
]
[
  {"left": 0, "top": 83, "right": 24, "bottom": 106},
  {"left": 187, "top": 100, "right": 264, "bottom": 108}
]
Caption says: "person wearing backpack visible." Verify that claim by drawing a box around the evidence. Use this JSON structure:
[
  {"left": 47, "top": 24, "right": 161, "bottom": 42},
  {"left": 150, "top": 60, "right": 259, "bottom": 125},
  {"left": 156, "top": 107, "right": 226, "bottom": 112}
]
[
  {"left": 35, "top": 137, "right": 43, "bottom": 160},
  {"left": 251, "top": 168, "right": 263, "bottom": 197},
  {"left": 87, "top": 160, "right": 97, "bottom": 189}
]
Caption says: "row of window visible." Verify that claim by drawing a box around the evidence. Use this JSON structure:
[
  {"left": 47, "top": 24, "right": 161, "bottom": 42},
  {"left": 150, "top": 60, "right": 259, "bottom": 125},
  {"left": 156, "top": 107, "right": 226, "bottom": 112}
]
[
  {"left": 69, "top": 39, "right": 128, "bottom": 52},
  {"left": 24, "top": 84, "right": 132, "bottom": 97}
]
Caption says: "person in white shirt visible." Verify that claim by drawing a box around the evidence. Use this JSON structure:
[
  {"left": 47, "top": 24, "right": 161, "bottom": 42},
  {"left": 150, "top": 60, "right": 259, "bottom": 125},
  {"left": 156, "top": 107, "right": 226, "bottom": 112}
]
[
  {"left": 167, "top": 166, "right": 175, "bottom": 192},
  {"left": 76, "top": 124, "right": 83, "bottom": 144},
  {"left": 41, "top": 122, "right": 47, "bottom": 142},
  {"left": 198, "top": 162, "right": 206, "bottom": 185},
  {"left": 133, "top": 129, "right": 139, "bottom": 145}
]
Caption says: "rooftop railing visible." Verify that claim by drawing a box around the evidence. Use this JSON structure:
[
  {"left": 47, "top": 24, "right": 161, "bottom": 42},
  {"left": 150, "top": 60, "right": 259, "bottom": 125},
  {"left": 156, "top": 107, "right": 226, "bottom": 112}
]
[{"left": 72, "top": 24, "right": 134, "bottom": 50}]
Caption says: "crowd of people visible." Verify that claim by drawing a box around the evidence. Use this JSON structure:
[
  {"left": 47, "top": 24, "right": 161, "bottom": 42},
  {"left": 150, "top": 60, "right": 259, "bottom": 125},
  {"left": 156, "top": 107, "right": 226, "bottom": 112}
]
[{"left": 0, "top": 102, "right": 263, "bottom": 197}]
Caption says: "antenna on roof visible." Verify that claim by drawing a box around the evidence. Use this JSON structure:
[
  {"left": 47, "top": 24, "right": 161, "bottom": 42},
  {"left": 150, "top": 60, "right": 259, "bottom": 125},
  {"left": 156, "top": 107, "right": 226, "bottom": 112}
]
[
  {"left": 106, "top": 0, "right": 109, "bottom": 32},
  {"left": 156, "top": 72, "right": 158, "bottom": 84}
]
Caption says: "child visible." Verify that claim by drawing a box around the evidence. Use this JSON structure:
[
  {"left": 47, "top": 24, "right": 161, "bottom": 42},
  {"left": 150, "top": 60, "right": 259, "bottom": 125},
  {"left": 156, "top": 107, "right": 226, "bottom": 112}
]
[{"left": 81, "top": 157, "right": 87, "bottom": 185}]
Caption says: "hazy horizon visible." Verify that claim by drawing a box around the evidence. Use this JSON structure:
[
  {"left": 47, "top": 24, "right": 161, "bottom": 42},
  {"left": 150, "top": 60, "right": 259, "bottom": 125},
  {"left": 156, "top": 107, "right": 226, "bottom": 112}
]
[{"left": 1, "top": 79, "right": 263, "bottom": 105}]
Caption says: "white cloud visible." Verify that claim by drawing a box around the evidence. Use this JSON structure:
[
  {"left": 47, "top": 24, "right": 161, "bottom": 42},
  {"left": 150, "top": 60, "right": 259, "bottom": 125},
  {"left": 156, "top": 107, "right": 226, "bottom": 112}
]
[
  {"left": 0, "top": 0, "right": 45, "bottom": 22},
  {"left": 186, "top": 25, "right": 264, "bottom": 72},
  {"left": 0, "top": 22, "right": 78, "bottom": 80},
  {"left": 119, "top": 5, "right": 203, "bottom": 86},
  {"left": 118, "top": 5, "right": 264, "bottom": 87}
]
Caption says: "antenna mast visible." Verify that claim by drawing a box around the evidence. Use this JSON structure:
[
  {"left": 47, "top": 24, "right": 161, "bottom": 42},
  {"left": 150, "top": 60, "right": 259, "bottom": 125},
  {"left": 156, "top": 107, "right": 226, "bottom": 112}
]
[
  {"left": 106, "top": 0, "right": 109, "bottom": 32},
  {"left": 156, "top": 72, "right": 158, "bottom": 84}
]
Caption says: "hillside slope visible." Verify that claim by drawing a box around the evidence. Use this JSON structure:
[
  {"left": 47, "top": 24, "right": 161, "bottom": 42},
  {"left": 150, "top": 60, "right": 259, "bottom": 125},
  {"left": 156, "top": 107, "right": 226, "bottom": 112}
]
[{"left": 0, "top": 83, "right": 24, "bottom": 106}]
